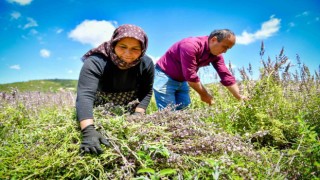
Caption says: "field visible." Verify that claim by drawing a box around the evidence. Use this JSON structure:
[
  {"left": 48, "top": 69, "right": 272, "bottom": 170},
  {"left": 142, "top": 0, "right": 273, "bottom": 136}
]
[
  {"left": 0, "top": 47, "right": 319, "bottom": 179},
  {"left": 0, "top": 79, "right": 77, "bottom": 93}
]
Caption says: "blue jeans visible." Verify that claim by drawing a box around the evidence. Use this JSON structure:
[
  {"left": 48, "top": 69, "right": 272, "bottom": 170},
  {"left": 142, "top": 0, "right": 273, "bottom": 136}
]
[{"left": 153, "top": 66, "right": 191, "bottom": 110}]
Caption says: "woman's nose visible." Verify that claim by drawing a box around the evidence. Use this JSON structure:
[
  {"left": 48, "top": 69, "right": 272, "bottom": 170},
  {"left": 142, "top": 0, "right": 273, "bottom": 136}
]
[{"left": 124, "top": 49, "right": 132, "bottom": 55}]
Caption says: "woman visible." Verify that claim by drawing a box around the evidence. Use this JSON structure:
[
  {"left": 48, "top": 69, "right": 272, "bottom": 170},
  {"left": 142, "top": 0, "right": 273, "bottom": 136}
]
[{"left": 76, "top": 24, "right": 154, "bottom": 154}]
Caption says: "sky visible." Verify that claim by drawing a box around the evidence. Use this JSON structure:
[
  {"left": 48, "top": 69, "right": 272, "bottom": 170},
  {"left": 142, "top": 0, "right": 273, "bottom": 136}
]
[{"left": 1, "top": 0, "right": 319, "bottom": 84}]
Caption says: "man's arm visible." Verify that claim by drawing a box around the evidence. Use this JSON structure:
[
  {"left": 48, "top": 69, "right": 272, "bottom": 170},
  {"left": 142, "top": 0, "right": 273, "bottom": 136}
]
[
  {"left": 226, "top": 83, "right": 248, "bottom": 100},
  {"left": 188, "top": 81, "right": 213, "bottom": 105}
]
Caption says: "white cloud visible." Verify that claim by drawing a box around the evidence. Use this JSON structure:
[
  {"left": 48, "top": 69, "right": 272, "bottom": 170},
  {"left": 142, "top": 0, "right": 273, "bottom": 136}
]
[
  {"left": 40, "top": 49, "right": 51, "bottom": 58},
  {"left": 286, "top": 22, "right": 295, "bottom": 32},
  {"left": 21, "top": 35, "right": 28, "bottom": 40},
  {"left": 146, "top": 54, "right": 160, "bottom": 64},
  {"left": 288, "top": 22, "right": 295, "bottom": 27},
  {"left": 236, "top": 16, "right": 281, "bottom": 45},
  {"left": 7, "top": 0, "right": 32, "bottom": 5},
  {"left": 29, "top": 29, "right": 38, "bottom": 35},
  {"left": 68, "top": 70, "right": 73, "bottom": 74},
  {"left": 23, "top": 17, "right": 38, "bottom": 29},
  {"left": 10, "top": 65, "right": 21, "bottom": 70},
  {"left": 296, "top": 11, "right": 309, "bottom": 17},
  {"left": 68, "top": 20, "right": 117, "bottom": 47},
  {"left": 69, "top": 56, "right": 78, "bottom": 60},
  {"left": 56, "top": 28, "right": 63, "bottom": 34},
  {"left": 11, "top": 11, "right": 21, "bottom": 19}
]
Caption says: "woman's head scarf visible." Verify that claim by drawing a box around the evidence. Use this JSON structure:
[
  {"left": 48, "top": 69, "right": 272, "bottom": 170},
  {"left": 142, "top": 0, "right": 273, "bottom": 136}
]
[{"left": 82, "top": 24, "right": 148, "bottom": 69}]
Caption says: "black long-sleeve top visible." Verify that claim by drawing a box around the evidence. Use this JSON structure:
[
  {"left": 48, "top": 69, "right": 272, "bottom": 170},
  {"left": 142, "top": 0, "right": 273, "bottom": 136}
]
[{"left": 76, "top": 54, "right": 154, "bottom": 121}]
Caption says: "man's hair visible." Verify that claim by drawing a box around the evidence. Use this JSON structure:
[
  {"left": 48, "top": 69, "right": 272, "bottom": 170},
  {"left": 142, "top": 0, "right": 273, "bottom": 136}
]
[{"left": 209, "top": 29, "right": 235, "bottom": 42}]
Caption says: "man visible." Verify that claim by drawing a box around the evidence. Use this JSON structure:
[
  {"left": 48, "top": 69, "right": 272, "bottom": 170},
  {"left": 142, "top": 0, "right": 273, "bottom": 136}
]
[{"left": 153, "top": 29, "right": 247, "bottom": 110}]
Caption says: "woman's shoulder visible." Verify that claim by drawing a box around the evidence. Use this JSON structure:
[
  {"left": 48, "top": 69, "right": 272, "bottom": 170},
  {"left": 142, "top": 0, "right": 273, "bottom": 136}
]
[
  {"left": 140, "top": 55, "right": 154, "bottom": 66},
  {"left": 81, "top": 54, "right": 113, "bottom": 73},
  {"left": 85, "top": 53, "right": 108, "bottom": 62},
  {"left": 84, "top": 53, "right": 111, "bottom": 66}
]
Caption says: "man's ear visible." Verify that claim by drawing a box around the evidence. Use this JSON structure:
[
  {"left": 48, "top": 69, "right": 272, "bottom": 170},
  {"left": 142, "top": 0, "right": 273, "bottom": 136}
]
[
  {"left": 209, "top": 36, "right": 218, "bottom": 46},
  {"left": 210, "top": 36, "right": 218, "bottom": 43}
]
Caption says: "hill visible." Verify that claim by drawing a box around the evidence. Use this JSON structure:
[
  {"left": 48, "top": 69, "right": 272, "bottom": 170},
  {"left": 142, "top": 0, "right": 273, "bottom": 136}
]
[{"left": 0, "top": 79, "right": 78, "bottom": 92}]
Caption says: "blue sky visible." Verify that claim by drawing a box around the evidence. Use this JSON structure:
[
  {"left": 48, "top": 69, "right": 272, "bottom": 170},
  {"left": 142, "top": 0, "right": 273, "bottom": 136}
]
[{"left": 1, "top": 0, "right": 319, "bottom": 84}]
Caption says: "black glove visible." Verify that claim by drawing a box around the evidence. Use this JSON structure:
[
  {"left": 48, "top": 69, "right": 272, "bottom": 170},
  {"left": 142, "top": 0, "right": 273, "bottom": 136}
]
[{"left": 80, "top": 124, "right": 110, "bottom": 154}]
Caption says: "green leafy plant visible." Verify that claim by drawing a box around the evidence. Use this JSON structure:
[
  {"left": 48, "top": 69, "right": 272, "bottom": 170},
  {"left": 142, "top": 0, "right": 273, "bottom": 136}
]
[{"left": 0, "top": 44, "right": 319, "bottom": 179}]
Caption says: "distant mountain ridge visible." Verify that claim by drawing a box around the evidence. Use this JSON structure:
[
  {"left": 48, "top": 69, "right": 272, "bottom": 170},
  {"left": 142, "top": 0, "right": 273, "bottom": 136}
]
[{"left": 0, "top": 79, "right": 78, "bottom": 92}]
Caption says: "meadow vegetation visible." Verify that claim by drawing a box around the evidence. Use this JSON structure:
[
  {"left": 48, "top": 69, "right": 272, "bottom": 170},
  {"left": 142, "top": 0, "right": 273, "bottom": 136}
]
[
  {"left": 0, "top": 79, "right": 77, "bottom": 92},
  {"left": 0, "top": 43, "right": 319, "bottom": 179}
]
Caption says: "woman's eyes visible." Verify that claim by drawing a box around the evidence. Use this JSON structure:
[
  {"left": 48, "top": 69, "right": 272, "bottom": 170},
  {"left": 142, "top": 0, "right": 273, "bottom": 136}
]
[{"left": 119, "top": 46, "right": 141, "bottom": 51}]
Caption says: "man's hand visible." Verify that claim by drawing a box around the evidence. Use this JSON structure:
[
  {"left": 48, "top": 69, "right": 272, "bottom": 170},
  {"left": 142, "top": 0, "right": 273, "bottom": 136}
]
[
  {"left": 226, "top": 84, "right": 250, "bottom": 101},
  {"left": 80, "top": 124, "right": 110, "bottom": 155},
  {"left": 200, "top": 93, "right": 214, "bottom": 105},
  {"left": 240, "top": 95, "right": 249, "bottom": 101},
  {"left": 187, "top": 81, "right": 214, "bottom": 105}
]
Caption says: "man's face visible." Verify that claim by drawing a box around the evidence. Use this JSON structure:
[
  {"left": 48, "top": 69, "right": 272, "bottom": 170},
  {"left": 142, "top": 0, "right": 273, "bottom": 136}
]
[{"left": 209, "top": 35, "right": 236, "bottom": 56}]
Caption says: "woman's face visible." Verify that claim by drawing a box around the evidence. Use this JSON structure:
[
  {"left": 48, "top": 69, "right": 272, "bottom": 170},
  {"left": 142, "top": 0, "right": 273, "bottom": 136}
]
[{"left": 114, "top": 37, "right": 142, "bottom": 63}]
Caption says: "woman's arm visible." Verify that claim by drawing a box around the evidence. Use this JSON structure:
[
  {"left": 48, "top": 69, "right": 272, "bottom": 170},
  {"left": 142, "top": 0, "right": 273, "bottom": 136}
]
[
  {"left": 76, "top": 56, "right": 104, "bottom": 123},
  {"left": 136, "top": 56, "right": 155, "bottom": 113},
  {"left": 80, "top": 119, "right": 94, "bottom": 130}
]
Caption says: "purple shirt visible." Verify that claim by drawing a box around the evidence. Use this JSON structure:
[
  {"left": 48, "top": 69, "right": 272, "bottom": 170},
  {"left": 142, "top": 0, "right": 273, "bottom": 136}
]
[{"left": 156, "top": 36, "right": 236, "bottom": 86}]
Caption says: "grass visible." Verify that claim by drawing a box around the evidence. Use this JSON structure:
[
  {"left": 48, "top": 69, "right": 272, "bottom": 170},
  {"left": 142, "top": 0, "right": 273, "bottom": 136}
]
[
  {"left": 0, "top": 79, "right": 78, "bottom": 92},
  {"left": 0, "top": 44, "right": 319, "bottom": 179}
]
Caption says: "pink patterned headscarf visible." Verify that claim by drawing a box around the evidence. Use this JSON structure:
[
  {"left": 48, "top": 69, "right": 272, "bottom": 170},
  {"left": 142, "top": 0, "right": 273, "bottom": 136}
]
[{"left": 82, "top": 24, "right": 148, "bottom": 69}]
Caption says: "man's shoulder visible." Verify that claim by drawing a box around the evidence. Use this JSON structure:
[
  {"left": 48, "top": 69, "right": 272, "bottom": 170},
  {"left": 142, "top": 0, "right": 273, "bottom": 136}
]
[
  {"left": 181, "top": 36, "right": 208, "bottom": 43},
  {"left": 178, "top": 36, "right": 208, "bottom": 53}
]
